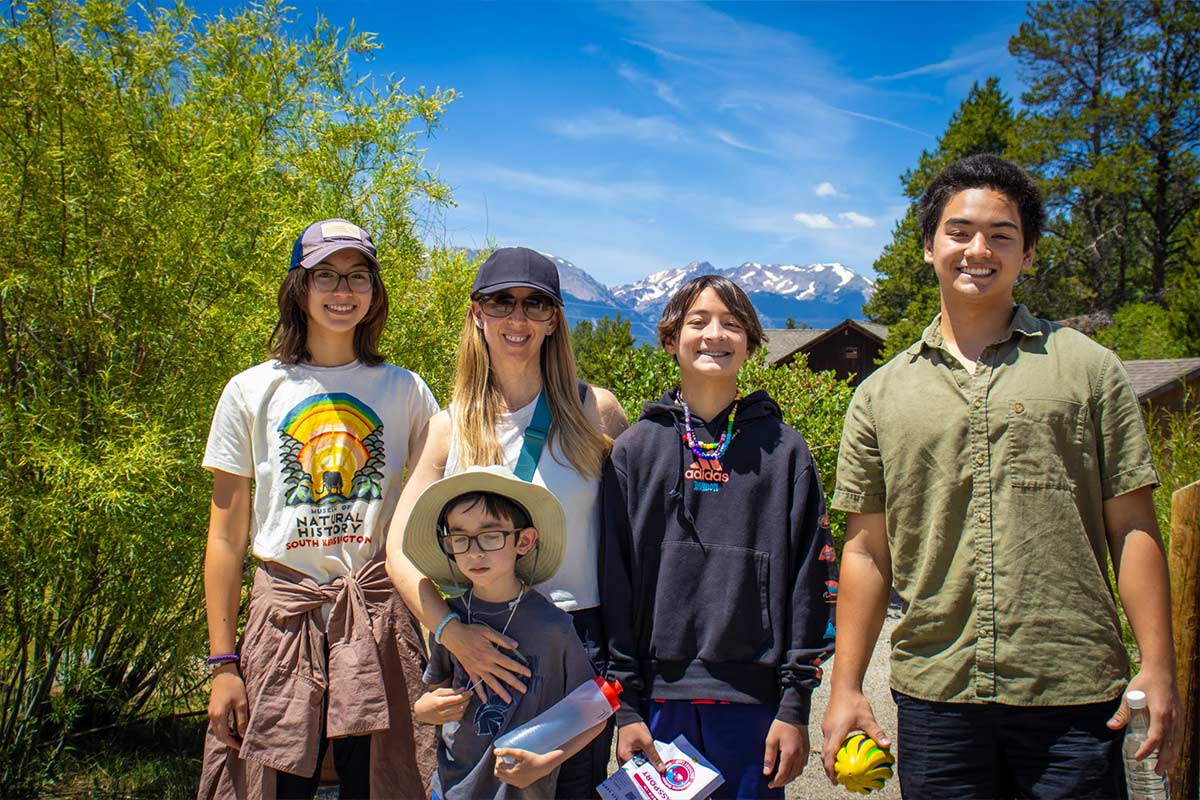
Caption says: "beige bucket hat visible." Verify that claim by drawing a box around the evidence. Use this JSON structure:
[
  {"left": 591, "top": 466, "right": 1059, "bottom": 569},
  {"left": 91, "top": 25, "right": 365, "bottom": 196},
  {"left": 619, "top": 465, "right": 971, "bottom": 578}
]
[{"left": 402, "top": 464, "right": 566, "bottom": 588}]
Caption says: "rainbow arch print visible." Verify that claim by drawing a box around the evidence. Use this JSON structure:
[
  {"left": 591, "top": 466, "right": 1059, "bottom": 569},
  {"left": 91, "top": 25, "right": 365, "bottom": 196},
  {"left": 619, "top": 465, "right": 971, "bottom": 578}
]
[{"left": 277, "top": 392, "right": 387, "bottom": 506}]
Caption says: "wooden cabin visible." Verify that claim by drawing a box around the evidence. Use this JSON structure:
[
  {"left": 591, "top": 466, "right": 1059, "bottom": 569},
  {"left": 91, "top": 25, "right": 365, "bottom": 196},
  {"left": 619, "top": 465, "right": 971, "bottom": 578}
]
[
  {"left": 1122, "top": 358, "right": 1200, "bottom": 412},
  {"left": 764, "top": 319, "right": 888, "bottom": 386}
]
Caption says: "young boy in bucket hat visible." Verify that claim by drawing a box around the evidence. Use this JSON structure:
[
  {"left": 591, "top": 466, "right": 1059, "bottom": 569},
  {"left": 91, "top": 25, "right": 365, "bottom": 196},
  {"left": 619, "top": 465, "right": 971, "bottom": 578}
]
[{"left": 405, "top": 465, "right": 606, "bottom": 800}]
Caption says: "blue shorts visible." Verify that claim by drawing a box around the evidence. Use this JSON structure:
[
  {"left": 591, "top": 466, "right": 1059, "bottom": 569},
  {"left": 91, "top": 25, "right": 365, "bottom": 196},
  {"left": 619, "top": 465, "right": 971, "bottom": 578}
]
[{"left": 646, "top": 700, "right": 783, "bottom": 800}]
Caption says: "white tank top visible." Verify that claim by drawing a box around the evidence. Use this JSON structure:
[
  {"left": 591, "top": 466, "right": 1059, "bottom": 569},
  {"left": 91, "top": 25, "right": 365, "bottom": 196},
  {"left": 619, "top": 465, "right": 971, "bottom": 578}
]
[{"left": 445, "top": 397, "right": 601, "bottom": 611}]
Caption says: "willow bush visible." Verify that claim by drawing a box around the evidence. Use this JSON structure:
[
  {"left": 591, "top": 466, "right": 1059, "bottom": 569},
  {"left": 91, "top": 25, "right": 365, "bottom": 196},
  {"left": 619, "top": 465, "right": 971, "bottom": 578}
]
[{"left": 0, "top": 1, "right": 456, "bottom": 790}]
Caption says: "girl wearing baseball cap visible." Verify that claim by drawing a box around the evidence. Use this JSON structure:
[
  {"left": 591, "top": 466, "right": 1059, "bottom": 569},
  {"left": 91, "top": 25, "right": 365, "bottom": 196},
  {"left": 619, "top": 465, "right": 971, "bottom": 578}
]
[
  {"left": 198, "top": 219, "right": 438, "bottom": 799},
  {"left": 385, "top": 246, "right": 629, "bottom": 797}
]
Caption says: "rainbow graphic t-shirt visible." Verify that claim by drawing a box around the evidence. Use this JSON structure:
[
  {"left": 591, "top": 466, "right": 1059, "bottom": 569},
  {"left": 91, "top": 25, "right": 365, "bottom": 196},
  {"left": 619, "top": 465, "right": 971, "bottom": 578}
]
[
  {"left": 203, "top": 360, "right": 438, "bottom": 583},
  {"left": 277, "top": 392, "right": 386, "bottom": 506}
]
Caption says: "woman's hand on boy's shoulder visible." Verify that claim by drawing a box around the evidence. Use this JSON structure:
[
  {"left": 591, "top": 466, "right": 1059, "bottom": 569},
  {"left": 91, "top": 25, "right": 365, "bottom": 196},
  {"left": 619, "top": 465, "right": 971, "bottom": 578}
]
[
  {"left": 413, "top": 686, "right": 471, "bottom": 725},
  {"left": 493, "top": 747, "right": 560, "bottom": 789}
]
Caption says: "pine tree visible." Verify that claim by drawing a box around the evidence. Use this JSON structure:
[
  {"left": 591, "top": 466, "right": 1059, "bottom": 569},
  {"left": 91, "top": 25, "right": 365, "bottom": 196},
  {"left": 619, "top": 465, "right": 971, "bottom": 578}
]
[
  {"left": 1124, "top": 0, "right": 1200, "bottom": 296},
  {"left": 1009, "top": 0, "right": 1141, "bottom": 310},
  {"left": 865, "top": 78, "right": 1016, "bottom": 359}
]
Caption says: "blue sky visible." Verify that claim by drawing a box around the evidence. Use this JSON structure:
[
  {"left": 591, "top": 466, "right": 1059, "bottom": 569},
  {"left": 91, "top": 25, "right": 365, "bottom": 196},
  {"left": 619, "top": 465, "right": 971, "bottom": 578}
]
[{"left": 253, "top": 1, "right": 1032, "bottom": 286}]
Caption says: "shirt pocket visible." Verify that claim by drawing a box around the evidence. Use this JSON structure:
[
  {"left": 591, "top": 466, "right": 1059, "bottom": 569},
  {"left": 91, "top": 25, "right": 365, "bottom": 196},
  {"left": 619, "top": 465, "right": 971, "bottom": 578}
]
[
  {"left": 1005, "top": 397, "right": 1085, "bottom": 491},
  {"left": 650, "top": 541, "right": 772, "bottom": 663}
]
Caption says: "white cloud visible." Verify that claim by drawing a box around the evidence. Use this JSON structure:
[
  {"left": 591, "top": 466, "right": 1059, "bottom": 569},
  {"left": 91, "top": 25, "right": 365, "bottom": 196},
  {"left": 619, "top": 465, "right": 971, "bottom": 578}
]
[
  {"left": 710, "top": 129, "right": 772, "bottom": 155},
  {"left": 868, "top": 46, "right": 1008, "bottom": 82},
  {"left": 617, "top": 64, "right": 683, "bottom": 109},
  {"left": 472, "top": 164, "right": 666, "bottom": 203},
  {"left": 814, "top": 182, "right": 838, "bottom": 197},
  {"left": 549, "top": 109, "right": 685, "bottom": 143},
  {"left": 826, "top": 104, "right": 933, "bottom": 138},
  {"left": 794, "top": 212, "right": 837, "bottom": 229},
  {"left": 791, "top": 210, "right": 876, "bottom": 229},
  {"left": 839, "top": 212, "right": 876, "bottom": 228},
  {"left": 624, "top": 38, "right": 721, "bottom": 73}
]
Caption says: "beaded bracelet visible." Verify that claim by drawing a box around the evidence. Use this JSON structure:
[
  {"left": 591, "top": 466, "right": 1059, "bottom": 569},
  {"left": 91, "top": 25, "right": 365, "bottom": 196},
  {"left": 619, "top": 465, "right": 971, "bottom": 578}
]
[
  {"left": 206, "top": 653, "right": 240, "bottom": 667},
  {"left": 434, "top": 612, "right": 460, "bottom": 645}
]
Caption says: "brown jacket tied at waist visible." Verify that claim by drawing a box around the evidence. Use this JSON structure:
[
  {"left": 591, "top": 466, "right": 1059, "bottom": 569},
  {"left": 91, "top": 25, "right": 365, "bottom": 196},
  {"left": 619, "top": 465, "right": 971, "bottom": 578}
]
[{"left": 198, "top": 558, "right": 435, "bottom": 800}]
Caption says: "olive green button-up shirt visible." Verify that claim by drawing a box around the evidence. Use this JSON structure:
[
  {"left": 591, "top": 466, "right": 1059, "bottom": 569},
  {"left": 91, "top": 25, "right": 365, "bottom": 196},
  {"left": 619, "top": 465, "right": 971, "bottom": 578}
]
[{"left": 831, "top": 305, "right": 1159, "bottom": 706}]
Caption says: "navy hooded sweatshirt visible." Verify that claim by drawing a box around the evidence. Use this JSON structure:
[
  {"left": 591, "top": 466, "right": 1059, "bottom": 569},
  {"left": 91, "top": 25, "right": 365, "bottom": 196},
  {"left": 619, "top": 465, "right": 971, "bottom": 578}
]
[{"left": 600, "top": 389, "right": 837, "bottom": 727}]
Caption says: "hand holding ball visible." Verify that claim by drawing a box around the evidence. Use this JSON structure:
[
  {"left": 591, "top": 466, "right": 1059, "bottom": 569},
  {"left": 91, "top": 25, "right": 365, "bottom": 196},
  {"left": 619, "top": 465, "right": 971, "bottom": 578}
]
[{"left": 834, "top": 733, "right": 894, "bottom": 794}]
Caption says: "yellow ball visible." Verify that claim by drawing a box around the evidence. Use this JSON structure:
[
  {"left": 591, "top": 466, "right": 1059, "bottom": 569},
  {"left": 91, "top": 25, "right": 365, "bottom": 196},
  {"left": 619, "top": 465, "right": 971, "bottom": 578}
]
[{"left": 834, "top": 733, "right": 895, "bottom": 794}]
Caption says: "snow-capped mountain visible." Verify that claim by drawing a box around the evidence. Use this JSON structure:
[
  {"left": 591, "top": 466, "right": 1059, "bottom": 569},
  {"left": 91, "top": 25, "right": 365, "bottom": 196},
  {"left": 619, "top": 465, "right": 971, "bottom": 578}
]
[
  {"left": 566, "top": 256, "right": 875, "bottom": 337},
  {"left": 732, "top": 261, "right": 873, "bottom": 298},
  {"left": 610, "top": 261, "right": 720, "bottom": 313},
  {"left": 542, "top": 254, "right": 659, "bottom": 340},
  {"left": 461, "top": 248, "right": 875, "bottom": 341},
  {"left": 612, "top": 261, "right": 874, "bottom": 321},
  {"left": 542, "top": 253, "right": 612, "bottom": 303}
]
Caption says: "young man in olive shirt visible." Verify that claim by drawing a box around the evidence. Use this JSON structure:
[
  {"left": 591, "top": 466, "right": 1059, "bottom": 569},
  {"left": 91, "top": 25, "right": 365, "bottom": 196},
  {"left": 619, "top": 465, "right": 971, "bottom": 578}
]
[{"left": 822, "top": 154, "right": 1181, "bottom": 798}]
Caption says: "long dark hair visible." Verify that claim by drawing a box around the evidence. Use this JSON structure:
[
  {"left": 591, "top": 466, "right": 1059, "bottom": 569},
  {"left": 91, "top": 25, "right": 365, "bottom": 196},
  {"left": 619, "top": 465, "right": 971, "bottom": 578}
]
[{"left": 267, "top": 267, "right": 389, "bottom": 365}]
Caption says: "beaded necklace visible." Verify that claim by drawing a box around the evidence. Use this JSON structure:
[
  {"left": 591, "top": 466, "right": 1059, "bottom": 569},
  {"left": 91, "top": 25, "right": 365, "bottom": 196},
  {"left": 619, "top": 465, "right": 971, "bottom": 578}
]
[{"left": 677, "top": 390, "right": 740, "bottom": 459}]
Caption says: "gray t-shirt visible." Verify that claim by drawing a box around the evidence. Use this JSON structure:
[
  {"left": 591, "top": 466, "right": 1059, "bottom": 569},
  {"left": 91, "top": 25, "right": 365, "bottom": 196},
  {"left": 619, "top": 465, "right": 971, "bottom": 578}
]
[{"left": 424, "top": 589, "right": 597, "bottom": 800}]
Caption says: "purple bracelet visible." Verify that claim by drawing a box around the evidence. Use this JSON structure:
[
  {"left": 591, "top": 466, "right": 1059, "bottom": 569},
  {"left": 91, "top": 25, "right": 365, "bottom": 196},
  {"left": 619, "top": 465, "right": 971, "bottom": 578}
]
[{"left": 206, "top": 653, "right": 240, "bottom": 667}]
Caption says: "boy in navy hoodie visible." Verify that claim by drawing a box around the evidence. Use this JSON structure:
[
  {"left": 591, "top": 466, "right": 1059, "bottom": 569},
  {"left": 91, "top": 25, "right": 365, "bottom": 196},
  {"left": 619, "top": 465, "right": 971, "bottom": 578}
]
[{"left": 600, "top": 275, "right": 837, "bottom": 800}]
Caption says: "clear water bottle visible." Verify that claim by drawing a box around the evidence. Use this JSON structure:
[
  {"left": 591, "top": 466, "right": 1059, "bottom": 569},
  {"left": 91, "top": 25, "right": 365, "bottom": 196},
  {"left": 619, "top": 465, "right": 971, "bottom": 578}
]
[
  {"left": 1123, "top": 690, "right": 1170, "bottom": 800},
  {"left": 494, "top": 677, "right": 621, "bottom": 757}
]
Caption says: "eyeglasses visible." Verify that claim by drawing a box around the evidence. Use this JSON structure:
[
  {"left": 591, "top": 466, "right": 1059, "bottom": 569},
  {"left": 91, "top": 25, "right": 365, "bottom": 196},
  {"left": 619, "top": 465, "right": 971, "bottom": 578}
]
[
  {"left": 478, "top": 292, "right": 557, "bottom": 322},
  {"left": 438, "top": 529, "right": 524, "bottom": 555},
  {"left": 308, "top": 268, "right": 374, "bottom": 294}
]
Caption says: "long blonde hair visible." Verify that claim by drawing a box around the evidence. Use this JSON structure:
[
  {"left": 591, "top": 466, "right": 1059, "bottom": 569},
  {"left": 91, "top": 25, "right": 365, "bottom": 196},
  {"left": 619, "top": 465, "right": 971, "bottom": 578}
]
[{"left": 450, "top": 308, "right": 610, "bottom": 478}]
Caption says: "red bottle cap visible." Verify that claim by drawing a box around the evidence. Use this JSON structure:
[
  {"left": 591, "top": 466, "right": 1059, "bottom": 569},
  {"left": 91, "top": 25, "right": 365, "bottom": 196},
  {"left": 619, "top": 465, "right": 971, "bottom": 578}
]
[{"left": 594, "top": 677, "right": 622, "bottom": 711}]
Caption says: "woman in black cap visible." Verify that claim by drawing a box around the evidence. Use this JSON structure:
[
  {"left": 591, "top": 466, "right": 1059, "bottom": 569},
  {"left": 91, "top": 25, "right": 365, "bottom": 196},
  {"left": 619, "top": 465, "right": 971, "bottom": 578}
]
[{"left": 386, "top": 246, "right": 627, "bottom": 797}]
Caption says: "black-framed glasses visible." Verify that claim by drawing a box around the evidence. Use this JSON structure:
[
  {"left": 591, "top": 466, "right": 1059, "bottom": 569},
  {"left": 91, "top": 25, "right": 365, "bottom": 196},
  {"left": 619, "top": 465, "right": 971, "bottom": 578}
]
[
  {"left": 309, "top": 268, "right": 374, "bottom": 294},
  {"left": 438, "top": 529, "right": 523, "bottom": 555},
  {"left": 478, "top": 292, "right": 557, "bottom": 322}
]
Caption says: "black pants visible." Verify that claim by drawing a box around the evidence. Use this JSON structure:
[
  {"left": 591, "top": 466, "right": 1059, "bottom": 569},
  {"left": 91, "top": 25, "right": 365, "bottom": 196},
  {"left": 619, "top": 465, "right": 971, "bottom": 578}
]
[
  {"left": 554, "top": 606, "right": 615, "bottom": 800},
  {"left": 274, "top": 732, "right": 371, "bottom": 799},
  {"left": 893, "top": 691, "right": 1126, "bottom": 799},
  {"left": 276, "top": 633, "right": 372, "bottom": 800}
]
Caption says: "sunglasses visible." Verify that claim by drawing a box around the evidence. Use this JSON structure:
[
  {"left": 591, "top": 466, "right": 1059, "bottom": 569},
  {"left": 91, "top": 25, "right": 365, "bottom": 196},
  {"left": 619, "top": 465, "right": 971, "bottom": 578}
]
[{"left": 477, "top": 292, "right": 557, "bottom": 322}]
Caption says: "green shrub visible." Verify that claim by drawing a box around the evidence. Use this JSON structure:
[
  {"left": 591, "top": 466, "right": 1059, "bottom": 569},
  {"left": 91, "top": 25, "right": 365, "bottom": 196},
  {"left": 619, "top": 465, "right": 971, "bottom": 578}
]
[{"left": 0, "top": 1, "right": 455, "bottom": 791}]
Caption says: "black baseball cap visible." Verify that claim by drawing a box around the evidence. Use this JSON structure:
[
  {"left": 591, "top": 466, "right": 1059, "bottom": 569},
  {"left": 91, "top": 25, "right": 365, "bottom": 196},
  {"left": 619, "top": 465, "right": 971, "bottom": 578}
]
[{"left": 472, "top": 247, "right": 563, "bottom": 304}]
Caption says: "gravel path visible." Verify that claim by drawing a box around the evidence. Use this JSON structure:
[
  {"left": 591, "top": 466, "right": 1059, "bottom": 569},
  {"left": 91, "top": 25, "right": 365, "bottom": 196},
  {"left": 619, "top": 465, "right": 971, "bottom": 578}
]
[{"left": 788, "top": 602, "right": 901, "bottom": 800}]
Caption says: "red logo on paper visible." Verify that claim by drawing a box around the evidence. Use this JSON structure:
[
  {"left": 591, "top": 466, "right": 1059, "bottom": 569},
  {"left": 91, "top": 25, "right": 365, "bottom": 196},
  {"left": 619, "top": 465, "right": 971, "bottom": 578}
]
[{"left": 663, "top": 759, "right": 695, "bottom": 790}]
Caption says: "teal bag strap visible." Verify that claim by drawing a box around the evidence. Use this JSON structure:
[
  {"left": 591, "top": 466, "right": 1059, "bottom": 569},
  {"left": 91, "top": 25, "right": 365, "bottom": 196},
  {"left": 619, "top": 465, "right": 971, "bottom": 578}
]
[{"left": 514, "top": 391, "right": 551, "bottom": 482}]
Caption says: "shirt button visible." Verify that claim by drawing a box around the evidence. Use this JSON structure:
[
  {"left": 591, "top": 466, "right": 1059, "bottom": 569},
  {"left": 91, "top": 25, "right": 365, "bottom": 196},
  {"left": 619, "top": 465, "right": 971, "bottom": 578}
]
[
  {"left": 977, "top": 512, "right": 989, "bottom": 523},
  {"left": 978, "top": 630, "right": 989, "bottom": 639},
  {"left": 1014, "top": 401, "right": 1025, "bottom": 414},
  {"left": 975, "top": 453, "right": 986, "bottom": 465},
  {"left": 973, "top": 398, "right": 983, "bottom": 408}
]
